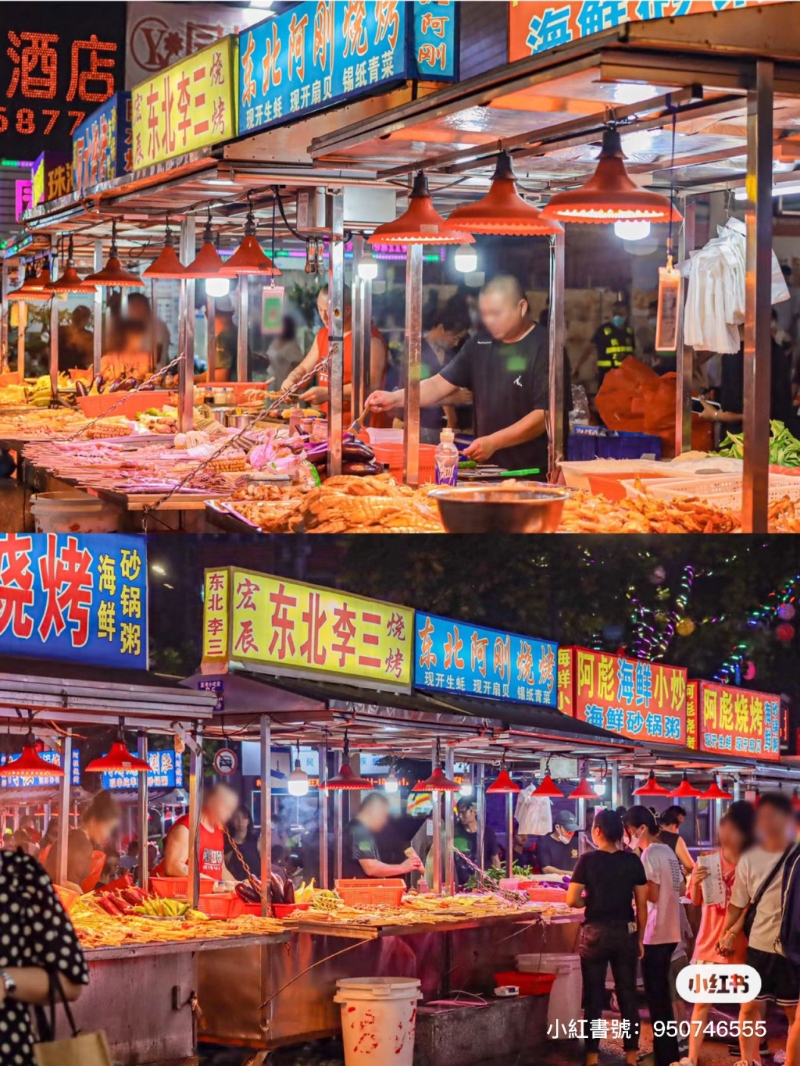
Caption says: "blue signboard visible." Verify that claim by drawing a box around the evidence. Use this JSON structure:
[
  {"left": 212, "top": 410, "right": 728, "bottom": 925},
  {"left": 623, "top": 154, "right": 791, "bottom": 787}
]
[
  {"left": 197, "top": 677, "right": 225, "bottom": 713},
  {"left": 102, "top": 750, "right": 184, "bottom": 792},
  {"left": 0, "top": 535, "right": 147, "bottom": 670},
  {"left": 237, "top": 1, "right": 457, "bottom": 137},
  {"left": 72, "top": 93, "right": 132, "bottom": 193},
  {"left": 414, "top": 613, "right": 558, "bottom": 707},
  {"left": 0, "top": 748, "right": 81, "bottom": 788}
]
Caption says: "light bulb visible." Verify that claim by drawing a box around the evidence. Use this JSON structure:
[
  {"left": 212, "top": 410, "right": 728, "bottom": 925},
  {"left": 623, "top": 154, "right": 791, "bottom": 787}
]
[
  {"left": 459, "top": 780, "right": 473, "bottom": 798},
  {"left": 593, "top": 778, "right": 606, "bottom": 796},
  {"left": 454, "top": 244, "right": 478, "bottom": 273},
  {"left": 287, "top": 759, "right": 309, "bottom": 797},
  {"left": 614, "top": 219, "right": 651, "bottom": 241},
  {"left": 384, "top": 770, "right": 399, "bottom": 794},
  {"left": 357, "top": 249, "right": 378, "bottom": 281},
  {"left": 206, "top": 276, "right": 230, "bottom": 297}
]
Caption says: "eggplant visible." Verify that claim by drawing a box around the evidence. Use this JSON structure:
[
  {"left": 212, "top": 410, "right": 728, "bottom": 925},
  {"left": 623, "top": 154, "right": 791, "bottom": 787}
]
[
  {"left": 235, "top": 882, "right": 261, "bottom": 904},
  {"left": 343, "top": 460, "right": 382, "bottom": 476},
  {"left": 342, "top": 441, "right": 375, "bottom": 462},
  {"left": 107, "top": 375, "right": 126, "bottom": 393},
  {"left": 283, "top": 879, "right": 295, "bottom": 905},
  {"left": 268, "top": 872, "right": 284, "bottom": 904},
  {"left": 75, "top": 380, "right": 89, "bottom": 397},
  {"left": 304, "top": 442, "right": 328, "bottom": 461},
  {"left": 139, "top": 383, "right": 156, "bottom": 391},
  {"left": 92, "top": 374, "right": 105, "bottom": 394},
  {"left": 120, "top": 376, "right": 138, "bottom": 392}
]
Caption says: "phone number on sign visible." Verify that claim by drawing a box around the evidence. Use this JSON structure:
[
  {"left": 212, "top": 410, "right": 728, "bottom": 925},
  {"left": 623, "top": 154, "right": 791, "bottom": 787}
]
[{"left": 654, "top": 1022, "right": 767, "bottom": 1038}]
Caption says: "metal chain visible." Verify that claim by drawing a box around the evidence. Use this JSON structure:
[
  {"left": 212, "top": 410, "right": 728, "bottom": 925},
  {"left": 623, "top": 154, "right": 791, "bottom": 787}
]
[{"left": 223, "top": 826, "right": 269, "bottom": 904}]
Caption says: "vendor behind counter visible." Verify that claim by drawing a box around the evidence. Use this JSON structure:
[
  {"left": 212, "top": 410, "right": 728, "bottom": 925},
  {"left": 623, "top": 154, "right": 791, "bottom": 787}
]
[
  {"left": 535, "top": 810, "right": 580, "bottom": 874},
  {"left": 43, "top": 789, "right": 121, "bottom": 892},
  {"left": 153, "top": 782, "right": 239, "bottom": 884},
  {"left": 343, "top": 793, "right": 424, "bottom": 879}
]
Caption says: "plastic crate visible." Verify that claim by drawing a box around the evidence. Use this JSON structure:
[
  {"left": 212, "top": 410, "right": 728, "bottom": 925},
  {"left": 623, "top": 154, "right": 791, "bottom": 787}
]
[
  {"left": 335, "top": 878, "right": 406, "bottom": 907},
  {"left": 198, "top": 892, "right": 238, "bottom": 919},
  {"left": 494, "top": 971, "right": 556, "bottom": 997},
  {"left": 372, "top": 442, "right": 438, "bottom": 484},
  {"left": 149, "top": 875, "right": 217, "bottom": 899},
  {"left": 644, "top": 473, "right": 800, "bottom": 510},
  {"left": 272, "top": 902, "right": 311, "bottom": 919},
  {"left": 567, "top": 428, "right": 663, "bottom": 462}
]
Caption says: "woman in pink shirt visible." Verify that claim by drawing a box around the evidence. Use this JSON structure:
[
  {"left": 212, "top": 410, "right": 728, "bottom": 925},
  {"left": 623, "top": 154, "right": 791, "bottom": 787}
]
[{"left": 685, "top": 801, "right": 755, "bottom": 1066}]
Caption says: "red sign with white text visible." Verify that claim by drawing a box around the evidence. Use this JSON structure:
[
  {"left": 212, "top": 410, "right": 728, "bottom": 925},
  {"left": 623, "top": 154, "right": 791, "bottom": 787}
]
[{"left": 698, "top": 682, "right": 781, "bottom": 761}]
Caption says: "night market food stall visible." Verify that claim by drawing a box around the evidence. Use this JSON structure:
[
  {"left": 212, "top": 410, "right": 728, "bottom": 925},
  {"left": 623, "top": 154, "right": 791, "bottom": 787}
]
[{"left": 6, "top": 3, "right": 800, "bottom": 533}]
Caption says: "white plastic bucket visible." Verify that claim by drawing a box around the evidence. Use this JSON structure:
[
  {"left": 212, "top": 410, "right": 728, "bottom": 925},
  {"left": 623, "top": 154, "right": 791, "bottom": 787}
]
[
  {"left": 30, "top": 491, "right": 120, "bottom": 534},
  {"left": 517, "top": 954, "right": 582, "bottom": 1031},
  {"left": 335, "top": 977, "right": 422, "bottom": 1066}
]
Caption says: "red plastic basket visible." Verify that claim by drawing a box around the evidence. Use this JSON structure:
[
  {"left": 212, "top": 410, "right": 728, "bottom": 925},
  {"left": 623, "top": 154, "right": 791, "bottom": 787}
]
[
  {"left": 272, "top": 902, "right": 310, "bottom": 919},
  {"left": 149, "top": 875, "right": 216, "bottom": 899},
  {"left": 372, "top": 443, "right": 438, "bottom": 485},
  {"left": 334, "top": 878, "right": 405, "bottom": 907},
  {"left": 197, "top": 893, "right": 238, "bottom": 919},
  {"left": 494, "top": 971, "right": 557, "bottom": 997}
]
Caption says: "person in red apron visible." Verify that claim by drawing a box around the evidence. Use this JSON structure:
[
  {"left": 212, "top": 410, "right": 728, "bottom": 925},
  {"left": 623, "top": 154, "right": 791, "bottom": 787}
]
[
  {"left": 279, "top": 286, "right": 389, "bottom": 424},
  {"left": 42, "top": 790, "right": 121, "bottom": 892},
  {"left": 152, "top": 783, "right": 239, "bottom": 885}
]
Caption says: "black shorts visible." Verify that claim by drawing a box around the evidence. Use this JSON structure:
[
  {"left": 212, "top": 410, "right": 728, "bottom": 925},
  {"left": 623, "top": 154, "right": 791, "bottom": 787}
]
[{"left": 747, "top": 947, "right": 800, "bottom": 1007}]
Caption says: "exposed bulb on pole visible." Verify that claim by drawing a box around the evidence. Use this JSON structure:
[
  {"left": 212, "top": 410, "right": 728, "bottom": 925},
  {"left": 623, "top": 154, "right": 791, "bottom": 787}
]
[
  {"left": 454, "top": 243, "right": 478, "bottom": 273},
  {"left": 614, "top": 219, "right": 651, "bottom": 241},
  {"left": 206, "top": 276, "right": 230, "bottom": 298}
]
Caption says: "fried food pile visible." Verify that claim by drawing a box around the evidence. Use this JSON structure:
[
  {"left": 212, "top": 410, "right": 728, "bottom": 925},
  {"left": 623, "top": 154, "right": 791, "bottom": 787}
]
[
  {"left": 558, "top": 490, "right": 741, "bottom": 534},
  {"left": 769, "top": 496, "right": 800, "bottom": 532}
]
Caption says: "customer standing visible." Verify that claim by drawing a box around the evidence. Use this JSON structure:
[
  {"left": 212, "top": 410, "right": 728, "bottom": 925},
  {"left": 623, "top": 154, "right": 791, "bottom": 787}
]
[
  {"left": 0, "top": 848, "right": 89, "bottom": 1065},
  {"left": 719, "top": 792, "right": 799, "bottom": 1066},
  {"left": 567, "top": 810, "right": 648, "bottom": 1066},
  {"left": 683, "top": 801, "right": 755, "bottom": 1066},
  {"left": 224, "top": 806, "right": 261, "bottom": 883},
  {"left": 657, "top": 806, "right": 696, "bottom": 875},
  {"left": 623, "top": 806, "right": 684, "bottom": 1066}
]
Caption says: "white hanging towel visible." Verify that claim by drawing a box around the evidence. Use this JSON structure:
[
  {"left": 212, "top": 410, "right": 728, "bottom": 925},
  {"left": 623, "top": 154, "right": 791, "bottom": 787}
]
[{"left": 514, "top": 787, "right": 553, "bottom": 836}]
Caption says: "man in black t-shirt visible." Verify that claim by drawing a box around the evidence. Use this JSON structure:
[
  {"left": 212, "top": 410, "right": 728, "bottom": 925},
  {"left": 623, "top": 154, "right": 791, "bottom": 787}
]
[
  {"left": 536, "top": 810, "right": 580, "bottom": 874},
  {"left": 342, "top": 793, "right": 425, "bottom": 880},
  {"left": 367, "top": 275, "right": 550, "bottom": 476},
  {"left": 453, "top": 798, "right": 500, "bottom": 885}
]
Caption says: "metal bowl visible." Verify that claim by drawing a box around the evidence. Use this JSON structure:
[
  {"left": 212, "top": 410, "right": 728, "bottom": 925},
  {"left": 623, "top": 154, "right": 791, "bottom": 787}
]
[{"left": 429, "top": 484, "right": 572, "bottom": 533}]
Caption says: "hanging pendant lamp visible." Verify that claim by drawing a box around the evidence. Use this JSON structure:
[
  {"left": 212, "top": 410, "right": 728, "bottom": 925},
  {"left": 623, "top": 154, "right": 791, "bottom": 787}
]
[
  {"left": 486, "top": 754, "right": 520, "bottom": 794},
  {"left": 703, "top": 780, "right": 733, "bottom": 800},
  {"left": 287, "top": 749, "right": 310, "bottom": 797},
  {"left": 368, "top": 171, "right": 474, "bottom": 247},
  {"left": 541, "top": 127, "right": 682, "bottom": 225},
  {"left": 322, "top": 732, "right": 372, "bottom": 791},
  {"left": 532, "top": 772, "right": 565, "bottom": 798},
  {"left": 44, "top": 235, "right": 96, "bottom": 294},
  {"left": 569, "top": 776, "right": 598, "bottom": 800},
  {"left": 86, "top": 732, "right": 151, "bottom": 774},
  {"left": 417, "top": 739, "right": 460, "bottom": 792},
  {"left": 670, "top": 772, "right": 703, "bottom": 799},
  {"left": 143, "top": 217, "right": 189, "bottom": 279},
  {"left": 85, "top": 220, "right": 144, "bottom": 288},
  {"left": 632, "top": 771, "right": 672, "bottom": 797},
  {"left": 0, "top": 734, "right": 64, "bottom": 780},
  {"left": 447, "top": 152, "right": 564, "bottom": 236},
  {"left": 184, "top": 213, "right": 227, "bottom": 279},
  {"left": 219, "top": 195, "right": 280, "bottom": 277},
  {"left": 7, "top": 263, "right": 49, "bottom": 301}
]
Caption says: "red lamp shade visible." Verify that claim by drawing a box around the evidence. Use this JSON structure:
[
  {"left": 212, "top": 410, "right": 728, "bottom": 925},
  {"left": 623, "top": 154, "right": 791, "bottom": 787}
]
[
  {"left": 143, "top": 226, "right": 189, "bottom": 280},
  {"left": 369, "top": 171, "right": 474, "bottom": 247},
  {"left": 632, "top": 771, "right": 672, "bottom": 797},
  {"left": 486, "top": 769, "right": 521, "bottom": 794},
  {"left": 219, "top": 201, "right": 280, "bottom": 277},
  {"left": 8, "top": 264, "right": 50, "bottom": 301},
  {"left": 421, "top": 766, "right": 460, "bottom": 792},
  {"left": 532, "top": 773, "right": 564, "bottom": 797},
  {"left": 321, "top": 763, "right": 372, "bottom": 791},
  {"left": 85, "top": 220, "right": 144, "bottom": 288},
  {"left": 703, "top": 780, "right": 733, "bottom": 800},
  {"left": 0, "top": 740, "right": 64, "bottom": 780},
  {"left": 569, "top": 777, "right": 597, "bottom": 800},
  {"left": 85, "top": 741, "right": 150, "bottom": 774},
  {"left": 447, "top": 152, "right": 563, "bottom": 236},
  {"left": 411, "top": 779, "right": 429, "bottom": 793},
  {"left": 44, "top": 235, "right": 96, "bottom": 294},
  {"left": 541, "top": 128, "right": 682, "bottom": 225},
  {"left": 670, "top": 773, "right": 703, "bottom": 799},
  {"left": 185, "top": 219, "right": 226, "bottom": 279}
]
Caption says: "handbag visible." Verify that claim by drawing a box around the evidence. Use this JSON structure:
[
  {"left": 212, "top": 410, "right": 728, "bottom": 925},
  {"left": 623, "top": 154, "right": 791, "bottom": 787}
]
[
  {"left": 33, "top": 971, "right": 112, "bottom": 1066},
  {"left": 743, "top": 845, "right": 792, "bottom": 939}
]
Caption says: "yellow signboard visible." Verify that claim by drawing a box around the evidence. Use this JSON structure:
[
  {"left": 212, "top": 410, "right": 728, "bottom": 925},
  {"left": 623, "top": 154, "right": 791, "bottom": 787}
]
[
  {"left": 131, "top": 36, "right": 235, "bottom": 169},
  {"left": 202, "top": 569, "right": 230, "bottom": 661},
  {"left": 205, "top": 569, "right": 413, "bottom": 692}
]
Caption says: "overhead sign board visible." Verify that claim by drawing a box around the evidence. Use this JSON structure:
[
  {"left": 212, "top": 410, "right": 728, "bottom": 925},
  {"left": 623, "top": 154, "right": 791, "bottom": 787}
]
[
  {"left": 72, "top": 92, "right": 131, "bottom": 192},
  {"left": 693, "top": 681, "right": 781, "bottom": 762},
  {"left": 102, "top": 749, "right": 184, "bottom": 791},
  {"left": 237, "top": 0, "right": 458, "bottom": 137},
  {"left": 0, "top": 747, "right": 81, "bottom": 788},
  {"left": 0, "top": 534, "right": 148, "bottom": 670},
  {"left": 414, "top": 612, "right": 557, "bottom": 706},
  {"left": 131, "top": 35, "right": 235, "bottom": 169},
  {"left": 560, "top": 646, "right": 687, "bottom": 746},
  {"left": 203, "top": 569, "right": 413, "bottom": 692}
]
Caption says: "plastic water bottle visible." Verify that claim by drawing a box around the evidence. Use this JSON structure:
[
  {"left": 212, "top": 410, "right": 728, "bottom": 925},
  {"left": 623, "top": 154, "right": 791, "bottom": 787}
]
[{"left": 435, "top": 428, "right": 459, "bottom": 485}]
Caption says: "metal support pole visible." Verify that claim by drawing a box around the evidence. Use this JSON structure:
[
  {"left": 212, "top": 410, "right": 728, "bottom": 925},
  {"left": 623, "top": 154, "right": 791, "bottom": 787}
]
[
  {"left": 675, "top": 200, "right": 695, "bottom": 456},
  {"left": 577, "top": 799, "right": 587, "bottom": 856},
  {"left": 334, "top": 750, "right": 343, "bottom": 882},
  {"left": 733, "top": 773, "right": 741, "bottom": 802},
  {"left": 187, "top": 723, "right": 203, "bottom": 908},
  {"left": 476, "top": 763, "right": 485, "bottom": 880},
  {"left": 363, "top": 266, "right": 373, "bottom": 399},
  {"left": 404, "top": 242, "right": 423, "bottom": 487},
  {"left": 137, "top": 732, "right": 149, "bottom": 889},
  {"left": 237, "top": 278, "right": 249, "bottom": 384},
  {"left": 444, "top": 747, "right": 455, "bottom": 895},
  {"left": 206, "top": 293, "right": 216, "bottom": 383},
  {"left": 16, "top": 301, "right": 26, "bottom": 380},
  {"left": 506, "top": 792, "right": 514, "bottom": 879},
  {"left": 327, "top": 190, "right": 345, "bottom": 478},
  {"left": 55, "top": 731, "right": 72, "bottom": 887},
  {"left": 743, "top": 61, "right": 774, "bottom": 533},
  {"left": 548, "top": 230, "right": 566, "bottom": 477},
  {"left": 351, "top": 235, "right": 366, "bottom": 420},
  {"left": 611, "top": 761, "right": 620, "bottom": 809},
  {"left": 260, "top": 716, "right": 271, "bottom": 917},
  {"left": 93, "top": 240, "right": 103, "bottom": 379},
  {"left": 1, "top": 262, "right": 9, "bottom": 372},
  {"left": 318, "top": 744, "right": 329, "bottom": 889},
  {"left": 178, "top": 217, "right": 196, "bottom": 433},
  {"left": 49, "top": 237, "right": 59, "bottom": 398}
]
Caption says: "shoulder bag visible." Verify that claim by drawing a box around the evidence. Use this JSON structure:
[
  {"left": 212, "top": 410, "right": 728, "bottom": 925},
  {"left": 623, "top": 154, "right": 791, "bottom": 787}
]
[
  {"left": 743, "top": 845, "right": 792, "bottom": 939},
  {"left": 33, "top": 970, "right": 112, "bottom": 1066}
]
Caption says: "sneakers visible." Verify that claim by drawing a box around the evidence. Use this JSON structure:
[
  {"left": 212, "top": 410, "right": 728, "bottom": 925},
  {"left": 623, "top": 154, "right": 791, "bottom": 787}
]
[{"left": 728, "top": 1041, "right": 770, "bottom": 1057}]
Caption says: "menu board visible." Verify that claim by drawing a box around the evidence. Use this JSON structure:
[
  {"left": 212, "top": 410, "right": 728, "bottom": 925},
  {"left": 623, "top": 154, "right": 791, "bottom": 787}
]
[{"left": 698, "top": 682, "right": 781, "bottom": 761}]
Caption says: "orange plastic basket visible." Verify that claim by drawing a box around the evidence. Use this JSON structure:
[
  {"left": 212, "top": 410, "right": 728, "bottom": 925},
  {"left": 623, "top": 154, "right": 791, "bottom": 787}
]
[
  {"left": 150, "top": 875, "right": 216, "bottom": 899},
  {"left": 198, "top": 893, "right": 238, "bottom": 919},
  {"left": 334, "top": 878, "right": 406, "bottom": 908},
  {"left": 372, "top": 443, "right": 438, "bottom": 485},
  {"left": 55, "top": 886, "right": 79, "bottom": 913}
]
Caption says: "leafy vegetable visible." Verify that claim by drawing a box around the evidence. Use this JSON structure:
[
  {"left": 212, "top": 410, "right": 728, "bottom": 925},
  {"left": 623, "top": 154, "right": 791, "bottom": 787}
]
[
  {"left": 464, "top": 862, "right": 532, "bottom": 891},
  {"left": 717, "top": 421, "right": 800, "bottom": 468}
]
